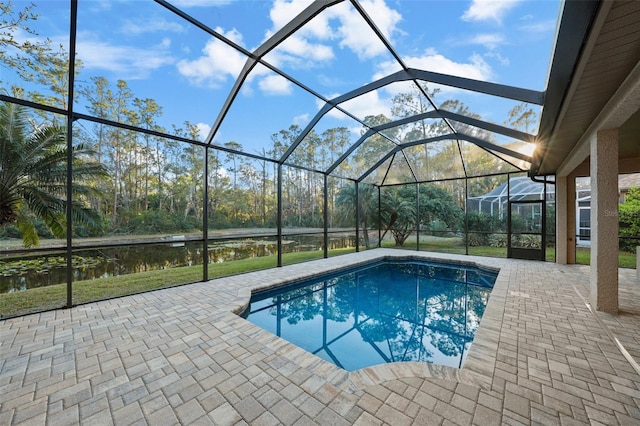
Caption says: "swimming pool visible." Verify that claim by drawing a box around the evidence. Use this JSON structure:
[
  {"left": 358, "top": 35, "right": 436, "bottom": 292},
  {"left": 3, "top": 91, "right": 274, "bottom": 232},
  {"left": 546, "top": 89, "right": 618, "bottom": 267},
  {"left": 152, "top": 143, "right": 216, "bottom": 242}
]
[{"left": 242, "top": 258, "right": 497, "bottom": 371}]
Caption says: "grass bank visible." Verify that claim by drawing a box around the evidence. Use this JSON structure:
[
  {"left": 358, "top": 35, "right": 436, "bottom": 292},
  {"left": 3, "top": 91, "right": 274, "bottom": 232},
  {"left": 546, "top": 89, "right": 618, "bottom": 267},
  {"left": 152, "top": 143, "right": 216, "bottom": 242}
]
[{"left": 0, "top": 248, "right": 354, "bottom": 318}]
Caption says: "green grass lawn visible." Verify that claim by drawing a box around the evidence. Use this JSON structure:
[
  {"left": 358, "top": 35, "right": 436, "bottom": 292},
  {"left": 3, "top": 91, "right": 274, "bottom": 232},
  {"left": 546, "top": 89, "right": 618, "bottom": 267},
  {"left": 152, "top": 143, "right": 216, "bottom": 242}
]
[
  {"left": 575, "top": 247, "right": 636, "bottom": 269},
  {"left": 381, "top": 237, "right": 636, "bottom": 268},
  {"left": 0, "top": 248, "right": 354, "bottom": 318}
]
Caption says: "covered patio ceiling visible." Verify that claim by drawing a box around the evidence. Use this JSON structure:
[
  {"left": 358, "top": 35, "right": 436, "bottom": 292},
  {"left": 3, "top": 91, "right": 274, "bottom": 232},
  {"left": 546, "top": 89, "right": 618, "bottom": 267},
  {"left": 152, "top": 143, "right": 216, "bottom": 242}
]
[{"left": 534, "top": 0, "right": 640, "bottom": 177}]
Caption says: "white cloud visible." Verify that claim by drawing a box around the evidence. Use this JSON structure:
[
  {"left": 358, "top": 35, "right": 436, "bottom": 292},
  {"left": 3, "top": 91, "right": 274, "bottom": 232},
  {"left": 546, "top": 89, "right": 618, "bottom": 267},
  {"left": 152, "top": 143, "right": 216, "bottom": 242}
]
[
  {"left": 461, "top": 0, "right": 521, "bottom": 24},
  {"left": 276, "top": 35, "right": 335, "bottom": 63},
  {"left": 376, "top": 49, "right": 493, "bottom": 83},
  {"left": 264, "top": 0, "right": 402, "bottom": 67},
  {"left": 469, "top": 33, "right": 505, "bottom": 49},
  {"left": 119, "top": 18, "right": 185, "bottom": 35},
  {"left": 264, "top": 0, "right": 335, "bottom": 69},
  {"left": 195, "top": 123, "right": 212, "bottom": 141},
  {"left": 359, "top": 0, "right": 403, "bottom": 41},
  {"left": 176, "top": 27, "right": 247, "bottom": 88},
  {"left": 258, "top": 74, "right": 293, "bottom": 95},
  {"left": 177, "top": 0, "right": 402, "bottom": 94},
  {"left": 172, "top": 0, "right": 234, "bottom": 7},
  {"left": 519, "top": 19, "right": 557, "bottom": 33},
  {"left": 337, "top": 0, "right": 402, "bottom": 59},
  {"left": 340, "top": 90, "right": 392, "bottom": 119},
  {"left": 293, "top": 113, "right": 310, "bottom": 126},
  {"left": 484, "top": 51, "right": 510, "bottom": 66},
  {"left": 318, "top": 90, "right": 391, "bottom": 121},
  {"left": 269, "top": 0, "right": 333, "bottom": 39},
  {"left": 9, "top": 29, "right": 176, "bottom": 81},
  {"left": 75, "top": 32, "right": 175, "bottom": 80},
  {"left": 87, "top": 0, "right": 113, "bottom": 12}
]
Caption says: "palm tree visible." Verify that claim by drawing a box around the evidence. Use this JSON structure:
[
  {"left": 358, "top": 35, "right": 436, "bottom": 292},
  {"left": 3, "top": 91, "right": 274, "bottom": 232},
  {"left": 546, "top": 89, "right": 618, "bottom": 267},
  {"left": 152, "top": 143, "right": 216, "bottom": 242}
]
[
  {"left": 0, "top": 101, "right": 107, "bottom": 247},
  {"left": 335, "top": 183, "right": 379, "bottom": 249},
  {"left": 380, "top": 188, "right": 416, "bottom": 246}
]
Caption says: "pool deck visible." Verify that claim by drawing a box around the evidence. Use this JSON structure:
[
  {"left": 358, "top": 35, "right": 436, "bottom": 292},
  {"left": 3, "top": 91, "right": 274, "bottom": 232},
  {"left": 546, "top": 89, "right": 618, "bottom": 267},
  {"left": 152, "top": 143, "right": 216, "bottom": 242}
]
[{"left": 2, "top": 248, "right": 640, "bottom": 425}]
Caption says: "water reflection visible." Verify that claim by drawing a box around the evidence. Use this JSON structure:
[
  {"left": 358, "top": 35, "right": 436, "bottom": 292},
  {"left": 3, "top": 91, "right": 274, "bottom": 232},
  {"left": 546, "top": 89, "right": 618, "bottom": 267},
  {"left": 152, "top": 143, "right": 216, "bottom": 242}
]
[
  {"left": 244, "top": 261, "right": 495, "bottom": 371},
  {"left": 0, "top": 235, "right": 356, "bottom": 293}
]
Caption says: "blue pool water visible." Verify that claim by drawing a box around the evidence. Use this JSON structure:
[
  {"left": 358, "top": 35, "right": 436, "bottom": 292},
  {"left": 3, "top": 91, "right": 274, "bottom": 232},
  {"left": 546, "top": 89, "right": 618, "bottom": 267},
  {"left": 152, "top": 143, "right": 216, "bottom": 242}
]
[{"left": 243, "top": 259, "right": 497, "bottom": 371}]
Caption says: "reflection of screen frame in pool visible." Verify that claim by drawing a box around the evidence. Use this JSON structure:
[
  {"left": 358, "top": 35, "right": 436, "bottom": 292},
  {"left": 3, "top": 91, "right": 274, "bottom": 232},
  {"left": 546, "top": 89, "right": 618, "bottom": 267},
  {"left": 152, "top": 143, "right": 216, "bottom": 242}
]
[{"left": 242, "top": 258, "right": 497, "bottom": 372}]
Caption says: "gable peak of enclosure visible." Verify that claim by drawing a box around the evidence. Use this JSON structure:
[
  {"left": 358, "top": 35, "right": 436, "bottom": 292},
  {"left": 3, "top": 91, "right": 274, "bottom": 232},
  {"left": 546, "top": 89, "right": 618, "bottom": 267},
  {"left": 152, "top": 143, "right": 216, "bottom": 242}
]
[{"left": 154, "top": 0, "right": 562, "bottom": 185}]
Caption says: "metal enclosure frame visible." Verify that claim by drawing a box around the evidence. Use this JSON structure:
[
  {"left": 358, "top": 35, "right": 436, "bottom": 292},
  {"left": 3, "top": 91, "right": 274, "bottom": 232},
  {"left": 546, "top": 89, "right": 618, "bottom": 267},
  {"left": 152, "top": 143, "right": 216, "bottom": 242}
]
[{"left": 2, "top": 0, "right": 598, "bottom": 316}]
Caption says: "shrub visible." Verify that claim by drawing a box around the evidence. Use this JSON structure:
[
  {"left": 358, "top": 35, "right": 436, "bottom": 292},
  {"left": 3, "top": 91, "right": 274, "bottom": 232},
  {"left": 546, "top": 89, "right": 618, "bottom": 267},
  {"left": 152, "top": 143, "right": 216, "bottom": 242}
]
[
  {"left": 511, "top": 234, "right": 541, "bottom": 249},
  {"left": 467, "top": 212, "right": 502, "bottom": 233},
  {"left": 619, "top": 186, "right": 640, "bottom": 252},
  {"left": 427, "top": 219, "right": 449, "bottom": 233},
  {"left": 0, "top": 224, "right": 22, "bottom": 239},
  {"left": 465, "top": 232, "right": 489, "bottom": 247},
  {"left": 489, "top": 234, "right": 507, "bottom": 247}
]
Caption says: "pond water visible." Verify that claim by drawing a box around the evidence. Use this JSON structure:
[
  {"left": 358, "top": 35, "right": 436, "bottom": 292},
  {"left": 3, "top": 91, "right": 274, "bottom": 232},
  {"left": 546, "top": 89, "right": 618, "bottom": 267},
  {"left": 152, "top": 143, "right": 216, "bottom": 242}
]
[{"left": 0, "top": 235, "right": 356, "bottom": 293}]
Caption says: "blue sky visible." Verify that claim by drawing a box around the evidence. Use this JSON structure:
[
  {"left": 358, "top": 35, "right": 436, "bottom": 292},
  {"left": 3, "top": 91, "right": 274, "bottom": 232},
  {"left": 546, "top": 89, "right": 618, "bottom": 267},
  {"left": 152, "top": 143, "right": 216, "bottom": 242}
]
[{"left": 6, "top": 0, "right": 561, "bottom": 157}]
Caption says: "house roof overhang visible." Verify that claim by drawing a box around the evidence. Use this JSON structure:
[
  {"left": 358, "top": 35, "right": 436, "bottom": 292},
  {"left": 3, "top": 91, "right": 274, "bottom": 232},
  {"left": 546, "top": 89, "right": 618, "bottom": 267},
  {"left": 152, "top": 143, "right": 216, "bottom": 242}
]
[{"left": 534, "top": 0, "right": 640, "bottom": 177}]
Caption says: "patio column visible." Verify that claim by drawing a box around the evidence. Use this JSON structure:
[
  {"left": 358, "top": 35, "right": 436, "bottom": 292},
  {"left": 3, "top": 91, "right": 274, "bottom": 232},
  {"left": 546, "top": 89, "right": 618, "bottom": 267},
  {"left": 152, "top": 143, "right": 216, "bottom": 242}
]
[
  {"left": 556, "top": 175, "right": 576, "bottom": 264},
  {"left": 590, "top": 128, "right": 619, "bottom": 314}
]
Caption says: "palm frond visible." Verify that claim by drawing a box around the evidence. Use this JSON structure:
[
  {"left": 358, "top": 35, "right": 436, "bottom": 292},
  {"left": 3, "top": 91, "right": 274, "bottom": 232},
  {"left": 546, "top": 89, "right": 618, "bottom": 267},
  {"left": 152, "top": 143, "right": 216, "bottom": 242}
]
[
  {"left": 1, "top": 100, "right": 108, "bottom": 244},
  {"left": 15, "top": 208, "right": 41, "bottom": 248}
]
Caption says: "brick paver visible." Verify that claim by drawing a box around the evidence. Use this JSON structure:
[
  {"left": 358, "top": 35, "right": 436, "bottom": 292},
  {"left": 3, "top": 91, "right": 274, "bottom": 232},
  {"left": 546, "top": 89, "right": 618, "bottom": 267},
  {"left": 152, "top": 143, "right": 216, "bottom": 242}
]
[{"left": 2, "top": 249, "right": 640, "bottom": 425}]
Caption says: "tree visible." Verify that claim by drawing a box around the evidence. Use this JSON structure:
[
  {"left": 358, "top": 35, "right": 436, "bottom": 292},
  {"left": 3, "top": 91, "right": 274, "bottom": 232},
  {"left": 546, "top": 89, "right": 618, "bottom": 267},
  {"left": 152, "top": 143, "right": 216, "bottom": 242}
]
[
  {"left": 619, "top": 186, "right": 640, "bottom": 251},
  {"left": 28, "top": 45, "right": 81, "bottom": 113},
  {"left": 414, "top": 184, "right": 464, "bottom": 231},
  {"left": 380, "top": 187, "right": 416, "bottom": 246},
  {"left": 0, "top": 1, "right": 51, "bottom": 84},
  {"left": 335, "top": 183, "right": 378, "bottom": 248},
  {"left": 0, "top": 101, "right": 107, "bottom": 247},
  {"left": 505, "top": 102, "right": 537, "bottom": 133},
  {"left": 352, "top": 115, "right": 395, "bottom": 182},
  {"left": 379, "top": 184, "right": 463, "bottom": 246},
  {"left": 106, "top": 79, "right": 135, "bottom": 223},
  {"left": 133, "top": 97, "right": 163, "bottom": 211},
  {"left": 171, "top": 121, "right": 205, "bottom": 223},
  {"left": 1, "top": 1, "right": 79, "bottom": 113},
  {"left": 391, "top": 83, "right": 438, "bottom": 141}
]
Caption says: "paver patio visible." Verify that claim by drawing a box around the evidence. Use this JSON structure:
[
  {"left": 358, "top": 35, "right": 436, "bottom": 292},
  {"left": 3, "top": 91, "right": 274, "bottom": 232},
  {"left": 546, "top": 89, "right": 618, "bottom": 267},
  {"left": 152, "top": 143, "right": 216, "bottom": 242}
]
[{"left": 2, "top": 249, "right": 639, "bottom": 425}]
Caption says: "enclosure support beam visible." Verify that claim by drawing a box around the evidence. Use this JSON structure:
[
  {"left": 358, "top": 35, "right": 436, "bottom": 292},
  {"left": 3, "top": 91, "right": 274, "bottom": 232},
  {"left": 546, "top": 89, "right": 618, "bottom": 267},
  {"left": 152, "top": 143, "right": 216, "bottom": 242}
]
[
  {"left": 355, "top": 183, "right": 360, "bottom": 253},
  {"left": 567, "top": 174, "right": 577, "bottom": 263},
  {"left": 542, "top": 179, "right": 547, "bottom": 262},
  {"left": 464, "top": 179, "right": 469, "bottom": 255},
  {"left": 416, "top": 183, "right": 420, "bottom": 252},
  {"left": 65, "top": 0, "right": 79, "bottom": 309},
  {"left": 507, "top": 175, "right": 512, "bottom": 256},
  {"left": 556, "top": 175, "right": 576, "bottom": 264},
  {"left": 323, "top": 175, "right": 328, "bottom": 259},
  {"left": 203, "top": 151, "right": 209, "bottom": 281},
  {"left": 277, "top": 164, "right": 283, "bottom": 267},
  {"left": 410, "top": 69, "right": 544, "bottom": 105},
  {"left": 590, "top": 129, "right": 619, "bottom": 314},
  {"left": 556, "top": 175, "right": 567, "bottom": 263},
  {"left": 378, "top": 187, "right": 382, "bottom": 248},
  {"left": 202, "top": 0, "right": 343, "bottom": 145}
]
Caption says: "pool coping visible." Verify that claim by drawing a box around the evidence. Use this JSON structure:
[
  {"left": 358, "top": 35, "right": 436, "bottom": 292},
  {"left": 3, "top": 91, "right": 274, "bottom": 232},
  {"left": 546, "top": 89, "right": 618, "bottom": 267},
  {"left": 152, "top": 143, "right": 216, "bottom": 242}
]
[{"left": 226, "top": 249, "right": 507, "bottom": 394}]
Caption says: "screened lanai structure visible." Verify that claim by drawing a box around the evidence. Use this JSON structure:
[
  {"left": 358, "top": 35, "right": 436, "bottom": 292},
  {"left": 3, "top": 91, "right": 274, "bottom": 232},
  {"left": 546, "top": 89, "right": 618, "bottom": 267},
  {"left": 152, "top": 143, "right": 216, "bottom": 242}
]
[
  {"left": 2, "top": 1, "right": 640, "bottom": 425},
  {"left": 0, "top": 0, "right": 638, "bottom": 317},
  {"left": 467, "top": 176, "right": 552, "bottom": 219}
]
